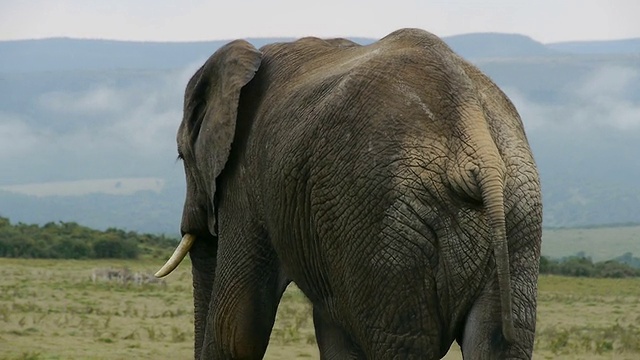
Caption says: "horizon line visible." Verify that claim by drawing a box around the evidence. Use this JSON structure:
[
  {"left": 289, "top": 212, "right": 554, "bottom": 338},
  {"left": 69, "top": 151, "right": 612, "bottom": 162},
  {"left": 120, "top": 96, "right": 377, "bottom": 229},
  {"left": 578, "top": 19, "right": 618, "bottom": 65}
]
[{"left": 2, "top": 32, "right": 639, "bottom": 45}]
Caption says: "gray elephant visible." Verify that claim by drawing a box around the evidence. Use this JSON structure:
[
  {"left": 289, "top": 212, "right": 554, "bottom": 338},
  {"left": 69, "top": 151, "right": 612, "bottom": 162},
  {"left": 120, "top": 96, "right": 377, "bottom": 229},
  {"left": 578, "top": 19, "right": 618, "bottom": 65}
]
[{"left": 156, "top": 28, "right": 542, "bottom": 359}]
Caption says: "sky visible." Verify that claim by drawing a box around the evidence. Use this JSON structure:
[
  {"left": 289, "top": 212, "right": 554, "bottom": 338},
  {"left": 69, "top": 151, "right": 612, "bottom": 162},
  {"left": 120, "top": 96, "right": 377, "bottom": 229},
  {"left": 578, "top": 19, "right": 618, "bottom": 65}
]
[{"left": 1, "top": 0, "right": 639, "bottom": 43}]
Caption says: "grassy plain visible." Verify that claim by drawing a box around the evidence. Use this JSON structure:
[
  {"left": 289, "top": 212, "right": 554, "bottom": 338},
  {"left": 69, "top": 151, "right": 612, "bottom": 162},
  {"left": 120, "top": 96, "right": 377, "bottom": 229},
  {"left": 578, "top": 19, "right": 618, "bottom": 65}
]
[{"left": 1, "top": 259, "right": 639, "bottom": 359}]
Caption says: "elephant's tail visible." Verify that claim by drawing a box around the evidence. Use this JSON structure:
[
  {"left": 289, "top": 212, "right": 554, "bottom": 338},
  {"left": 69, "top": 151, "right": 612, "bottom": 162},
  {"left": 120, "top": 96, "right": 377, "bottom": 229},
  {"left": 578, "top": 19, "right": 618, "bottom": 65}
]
[
  {"left": 450, "top": 105, "right": 516, "bottom": 343},
  {"left": 477, "top": 163, "right": 516, "bottom": 343}
]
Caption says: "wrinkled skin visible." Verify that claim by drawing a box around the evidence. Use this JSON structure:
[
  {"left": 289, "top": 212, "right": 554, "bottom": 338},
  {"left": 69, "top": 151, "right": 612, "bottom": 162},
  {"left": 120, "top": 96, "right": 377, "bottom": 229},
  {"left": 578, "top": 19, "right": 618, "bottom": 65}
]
[{"left": 173, "top": 28, "right": 542, "bottom": 359}]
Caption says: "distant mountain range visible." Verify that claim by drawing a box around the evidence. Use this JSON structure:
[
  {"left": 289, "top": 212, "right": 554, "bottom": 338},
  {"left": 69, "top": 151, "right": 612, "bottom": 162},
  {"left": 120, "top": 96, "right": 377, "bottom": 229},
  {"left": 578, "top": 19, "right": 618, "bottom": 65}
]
[
  {"left": 3, "top": 33, "right": 637, "bottom": 73},
  {"left": 547, "top": 38, "right": 640, "bottom": 54},
  {"left": 1, "top": 32, "right": 639, "bottom": 235}
]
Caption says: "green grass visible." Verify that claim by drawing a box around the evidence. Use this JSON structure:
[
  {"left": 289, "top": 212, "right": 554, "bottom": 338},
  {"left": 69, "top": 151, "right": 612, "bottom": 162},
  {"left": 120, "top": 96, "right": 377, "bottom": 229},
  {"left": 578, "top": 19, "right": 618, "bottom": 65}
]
[
  {"left": 534, "top": 275, "right": 640, "bottom": 359},
  {"left": 1, "top": 259, "right": 640, "bottom": 359}
]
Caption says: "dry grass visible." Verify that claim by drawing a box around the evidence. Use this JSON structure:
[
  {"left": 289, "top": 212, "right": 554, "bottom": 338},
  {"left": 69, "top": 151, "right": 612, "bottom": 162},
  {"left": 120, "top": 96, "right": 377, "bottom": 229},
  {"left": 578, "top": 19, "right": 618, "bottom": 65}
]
[
  {"left": 0, "top": 259, "right": 193, "bottom": 359},
  {"left": 1, "top": 259, "right": 639, "bottom": 359}
]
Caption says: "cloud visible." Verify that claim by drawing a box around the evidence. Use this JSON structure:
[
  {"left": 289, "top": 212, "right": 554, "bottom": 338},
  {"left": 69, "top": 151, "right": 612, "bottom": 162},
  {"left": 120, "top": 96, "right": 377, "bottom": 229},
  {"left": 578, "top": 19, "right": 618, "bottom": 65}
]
[
  {"left": 0, "top": 113, "right": 44, "bottom": 159},
  {"left": 503, "top": 90, "right": 556, "bottom": 132},
  {"left": 573, "top": 66, "right": 640, "bottom": 130},
  {"left": 34, "top": 63, "right": 200, "bottom": 157},
  {"left": 39, "top": 87, "right": 127, "bottom": 115},
  {"left": 0, "top": 62, "right": 201, "bottom": 183},
  {"left": 506, "top": 65, "right": 640, "bottom": 133}
]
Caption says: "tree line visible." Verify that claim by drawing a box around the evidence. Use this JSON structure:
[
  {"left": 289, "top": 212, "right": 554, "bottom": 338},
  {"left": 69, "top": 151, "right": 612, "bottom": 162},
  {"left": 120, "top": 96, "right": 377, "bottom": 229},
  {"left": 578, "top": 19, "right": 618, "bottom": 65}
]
[
  {"left": 1, "top": 215, "right": 639, "bottom": 277},
  {"left": 539, "top": 255, "right": 640, "bottom": 278},
  {"left": 0, "top": 217, "right": 176, "bottom": 259}
]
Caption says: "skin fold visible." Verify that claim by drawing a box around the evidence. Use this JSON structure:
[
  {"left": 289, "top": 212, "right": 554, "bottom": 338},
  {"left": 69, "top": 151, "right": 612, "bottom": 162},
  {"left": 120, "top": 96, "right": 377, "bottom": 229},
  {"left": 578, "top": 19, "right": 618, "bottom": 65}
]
[{"left": 167, "top": 28, "right": 543, "bottom": 359}]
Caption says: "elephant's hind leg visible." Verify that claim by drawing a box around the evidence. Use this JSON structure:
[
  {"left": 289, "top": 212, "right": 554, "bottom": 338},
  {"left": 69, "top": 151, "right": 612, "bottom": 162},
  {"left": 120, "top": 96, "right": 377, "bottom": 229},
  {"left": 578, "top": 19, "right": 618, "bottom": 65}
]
[
  {"left": 313, "top": 307, "right": 365, "bottom": 360},
  {"left": 460, "top": 282, "right": 534, "bottom": 360},
  {"left": 202, "top": 226, "right": 288, "bottom": 359}
]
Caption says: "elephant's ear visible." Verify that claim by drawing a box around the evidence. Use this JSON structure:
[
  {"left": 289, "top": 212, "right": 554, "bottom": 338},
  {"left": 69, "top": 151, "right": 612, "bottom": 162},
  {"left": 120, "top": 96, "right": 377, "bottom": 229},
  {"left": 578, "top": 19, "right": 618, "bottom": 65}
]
[{"left": 183, "top": 40, "right": 262, "bottom": 233}]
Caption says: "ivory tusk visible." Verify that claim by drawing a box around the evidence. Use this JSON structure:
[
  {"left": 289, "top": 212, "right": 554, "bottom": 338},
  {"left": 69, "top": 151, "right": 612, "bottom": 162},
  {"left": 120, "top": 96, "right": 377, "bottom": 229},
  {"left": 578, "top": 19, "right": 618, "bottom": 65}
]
[{"left": 154, "top": 233, "right": 195, "bottom": 278}]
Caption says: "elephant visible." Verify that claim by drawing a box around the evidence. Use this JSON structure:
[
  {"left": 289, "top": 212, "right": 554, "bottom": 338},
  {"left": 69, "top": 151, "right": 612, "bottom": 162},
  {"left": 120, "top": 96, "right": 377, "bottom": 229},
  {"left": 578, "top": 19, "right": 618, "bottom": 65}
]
[{"left": 155, "top": 28, "right": 543, "bottom": 359}]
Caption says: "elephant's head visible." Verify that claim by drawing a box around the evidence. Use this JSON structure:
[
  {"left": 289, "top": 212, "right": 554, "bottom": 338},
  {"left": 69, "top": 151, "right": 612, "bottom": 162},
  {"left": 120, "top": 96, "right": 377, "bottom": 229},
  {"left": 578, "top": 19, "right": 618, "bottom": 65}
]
[
  {"left": 153, "top": 40, "right": 263, "bottom": 359},
  {"left": 155, "top": 41, "right": 262, "bottom": 277}
]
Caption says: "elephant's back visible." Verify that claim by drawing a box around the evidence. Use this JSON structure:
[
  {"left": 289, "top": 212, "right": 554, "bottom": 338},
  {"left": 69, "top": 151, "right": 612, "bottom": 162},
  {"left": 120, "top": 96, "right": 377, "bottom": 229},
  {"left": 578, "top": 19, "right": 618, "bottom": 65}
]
[{"left": 250, "top": 30, "right": 478, "bottom": 217}]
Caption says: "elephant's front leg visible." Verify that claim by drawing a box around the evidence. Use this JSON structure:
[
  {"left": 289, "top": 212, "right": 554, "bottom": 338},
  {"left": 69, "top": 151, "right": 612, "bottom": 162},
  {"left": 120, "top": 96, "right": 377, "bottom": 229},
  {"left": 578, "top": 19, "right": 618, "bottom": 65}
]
[
  {"left": 201, "top": 227, "right": 288, "bottom": 359},
  {"left": 191, "top": 235, "right": 218, "bottom": 360}
]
